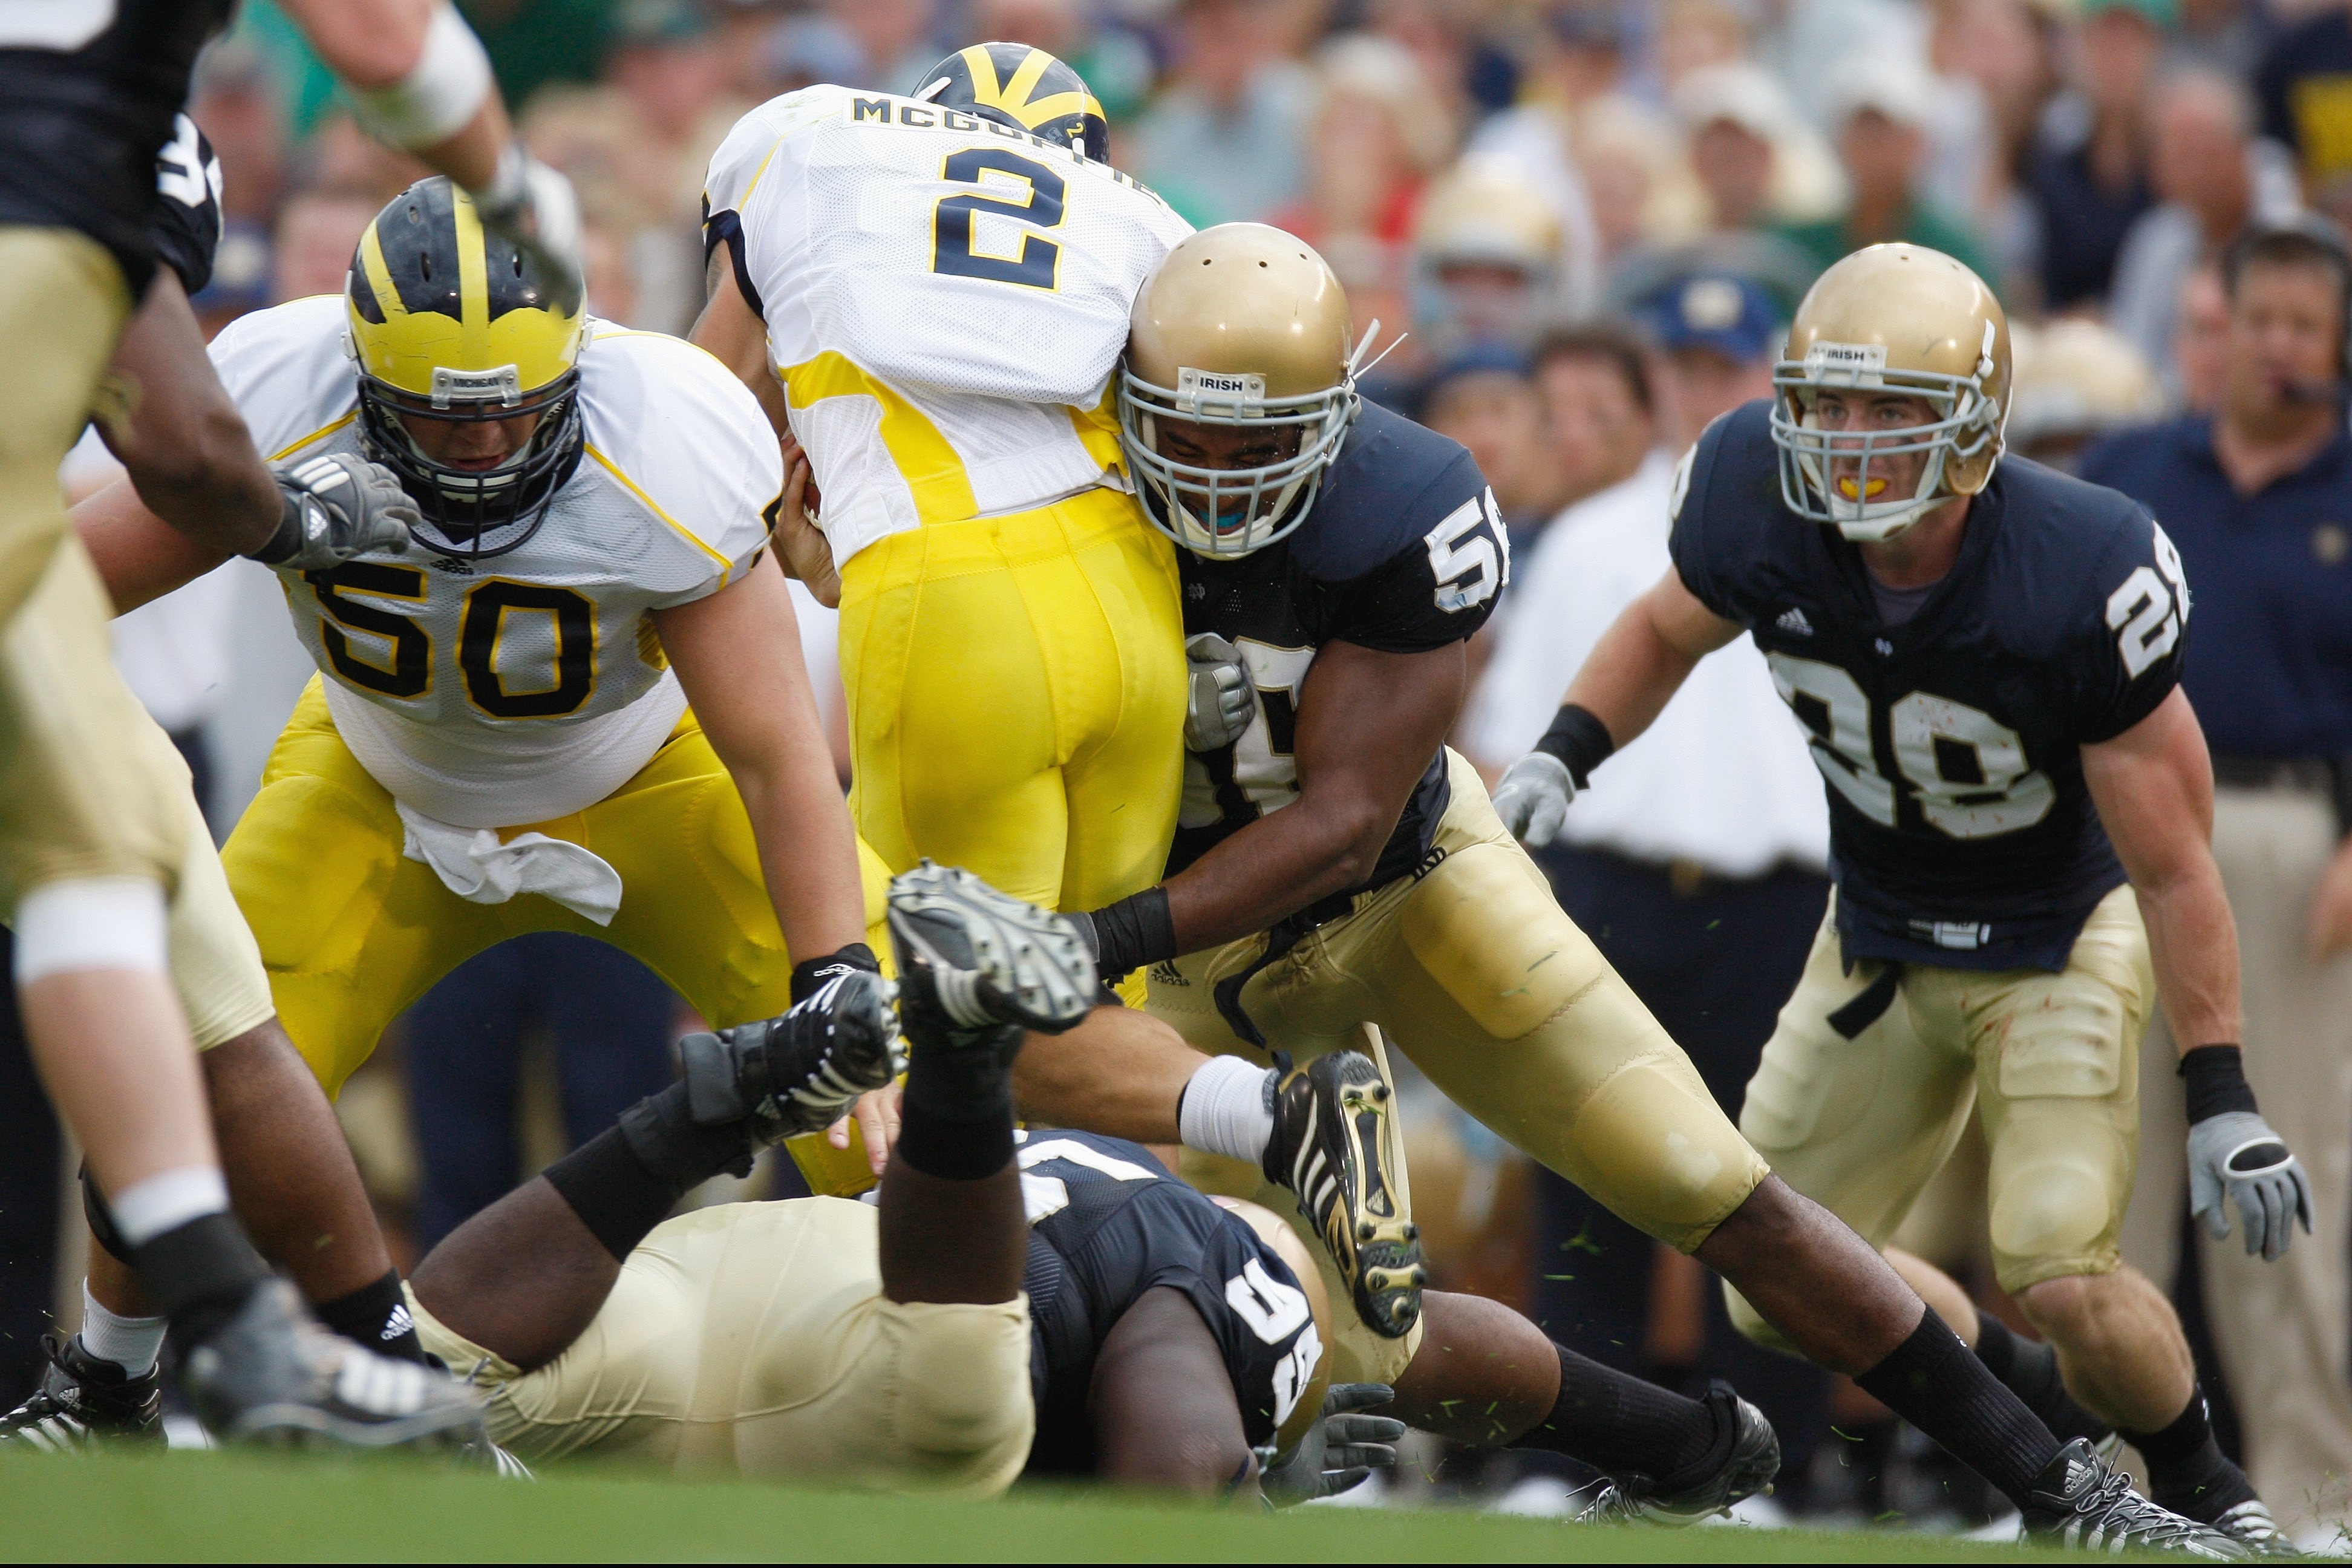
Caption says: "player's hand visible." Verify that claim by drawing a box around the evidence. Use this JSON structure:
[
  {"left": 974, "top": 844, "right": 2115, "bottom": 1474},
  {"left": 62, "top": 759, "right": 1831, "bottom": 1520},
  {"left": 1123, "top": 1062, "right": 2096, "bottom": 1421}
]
[
  {"left": 471, "top": 143, "right": 584, "bottom": 295},
  {"left": 1491, "top": 752, "right": 1576, "bottom": 848},
  {"left": 1258, "top": 1383, "right": 1404, "bottom": 1508},
  {"left": 2188, "top": 1109, "right": 2313, "bottom": 1261},
  {"left": 1184, "top": 633, "right": 1255, "bottom": 751},
  {"left": 255, "top": 451, "right": 417, "bottom": 567},
  {"left": 828, "top": 1082, "right": 902, "bottom": 1175},
  {"left": 2308, "top": 840, "right": 2352, "bottom": 962},
  {"left": 772, "top": 429, "right": 841, "bottom": 609}
]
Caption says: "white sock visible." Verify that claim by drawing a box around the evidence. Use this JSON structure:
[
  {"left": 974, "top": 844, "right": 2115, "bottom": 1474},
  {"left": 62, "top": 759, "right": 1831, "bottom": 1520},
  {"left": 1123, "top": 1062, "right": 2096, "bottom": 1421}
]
[
  {"left": 108, "top": 1166, "right": 230, "bottom": 1248},
  {"left": 78, "top": 1283, "right": 166, "bottom": 1376},
  {"left": 1179, "top": 1056, "right": 1277, "bottom": 1165}
]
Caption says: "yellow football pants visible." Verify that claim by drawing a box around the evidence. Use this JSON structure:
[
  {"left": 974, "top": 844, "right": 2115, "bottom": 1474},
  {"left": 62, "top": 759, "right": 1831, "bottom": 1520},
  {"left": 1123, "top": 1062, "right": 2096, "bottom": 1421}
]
[
  {"left": 1727, "top": 884, "right": 2149, "bottom": 1354},
  {"left": 223, "top": 678, "right": 890, "bottom": 1096},
  {"left": 1155, "top": 751, "right": 1769, "bottom": 1386},
  {"left": 837, "top": 486, "right": 1185, "bottom": 914}
]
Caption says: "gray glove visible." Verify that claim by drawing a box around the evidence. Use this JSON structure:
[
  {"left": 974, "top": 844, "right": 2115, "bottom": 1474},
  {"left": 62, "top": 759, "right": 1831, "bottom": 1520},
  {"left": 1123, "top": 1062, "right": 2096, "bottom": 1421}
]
[
  {"left": 256, "top": 451, "right": 416, "bottom": 569},
  {"left": 472, "top": 143, "right": 585, "bottom": 295},
  {"left": 1184, "top": 632, "right": 1255, "bottom": 752},
  {"left": 1258, "top": 1383, "right": 1404, "bottom": 1508},
  {"left": 1491, "top": 751, "right": 1576, "bottom": 848},
  {"left": 2188, "top": 1109, "right": 2313, "bottom": 1261}
]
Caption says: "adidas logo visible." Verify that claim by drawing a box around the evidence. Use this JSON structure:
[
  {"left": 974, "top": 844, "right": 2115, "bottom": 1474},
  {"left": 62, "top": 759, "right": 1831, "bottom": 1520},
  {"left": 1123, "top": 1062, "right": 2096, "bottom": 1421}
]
[
  {"left": 1775, "top": 607, "right": 1812, "bottom": 636},
  {"left": 381, "top": 1304, "right": 414, "bottom": 1342}
]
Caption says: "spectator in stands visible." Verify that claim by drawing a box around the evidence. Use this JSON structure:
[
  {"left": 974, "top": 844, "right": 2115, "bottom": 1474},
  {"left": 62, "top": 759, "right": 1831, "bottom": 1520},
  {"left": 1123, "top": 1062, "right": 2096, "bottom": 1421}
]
[
  {"left": 2027, "top": 0, "right": 2166, "bottom": 310},
  {"left": 2174, "top": 262, "right": 2231, "bottom": 411},
  {"left": 2004, "top": 318, "right": 2165, "bottom": 471},
  {"left": 1778, "top": 65, "right": 2001, "bottom": 289},
  {"left": 1636, "top": 271, "right": 1780, "bottom": 448},
  {"left": 1418, "top": 347, "right": 1564, "bottom": 555},
  {"left": 1410, "top": 157, "right": 1573, "bottom": 357},
  {"left": 1128, "top": 0, "right": 1312, "bottom": 227},
  {"left": 270, "top": 187, "right": 381, "bottom": 302},
  {"left": 2109, "top": 68, "right": 2300, "bottom": 379},
  {"left": 2079, "top": 220, "right": 2352, "bottom": 1547},
  {"left": 1270, "top": 35, "right": 1451, "bottom": 252},
  {"left": 1467, "top": 317, "right": 1829, "bottom": 1505}
]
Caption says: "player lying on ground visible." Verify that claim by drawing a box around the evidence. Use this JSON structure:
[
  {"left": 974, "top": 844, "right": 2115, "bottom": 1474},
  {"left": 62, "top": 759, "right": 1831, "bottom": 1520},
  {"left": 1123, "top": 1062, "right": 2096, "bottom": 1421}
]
[
  {"left": 996, "top": 224, "right": 2244, "bottom": 1557},
  {"left": 1493, "top": 244, "right": 2302, "bottom": 1551},
  {"left": 402, "top": 864, "right": 1780, "bottom": 1517}
]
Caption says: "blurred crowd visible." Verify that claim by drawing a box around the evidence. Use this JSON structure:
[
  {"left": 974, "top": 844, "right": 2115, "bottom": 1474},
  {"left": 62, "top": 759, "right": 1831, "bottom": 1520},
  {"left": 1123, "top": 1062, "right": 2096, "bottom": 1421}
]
[{"left": 5, "top": 0, "right": 2351, "bottom": 1532}]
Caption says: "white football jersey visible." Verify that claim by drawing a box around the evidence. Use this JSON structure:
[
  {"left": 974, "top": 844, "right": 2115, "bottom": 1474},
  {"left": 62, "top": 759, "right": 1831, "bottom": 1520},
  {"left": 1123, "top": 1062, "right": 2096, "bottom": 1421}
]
[
  {"left": 209, "top": 296, "right": 779, "bottom": 829},
  {"left": 703, "top": 83, "right": 1192, "bottom": 565}
]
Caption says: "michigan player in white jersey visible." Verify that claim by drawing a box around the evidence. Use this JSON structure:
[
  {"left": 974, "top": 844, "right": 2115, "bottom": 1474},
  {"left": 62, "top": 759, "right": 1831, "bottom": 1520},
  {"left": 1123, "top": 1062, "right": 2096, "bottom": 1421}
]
[
  {"left": 693, "top": 44, "right": 1193, "bottom": 924},
  {"left": 74, "top": 178, "right": 887, "bottom": 1132}
]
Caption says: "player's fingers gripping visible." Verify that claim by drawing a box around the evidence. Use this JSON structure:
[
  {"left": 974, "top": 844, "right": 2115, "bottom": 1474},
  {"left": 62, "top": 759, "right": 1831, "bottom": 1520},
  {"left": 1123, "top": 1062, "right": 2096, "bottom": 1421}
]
[
  {"left": 846, "top": 1085, "right": 902, "bottom": 1174},
  {"left": 1183, "top": 633, "right": 1255, "bottom": 752}
]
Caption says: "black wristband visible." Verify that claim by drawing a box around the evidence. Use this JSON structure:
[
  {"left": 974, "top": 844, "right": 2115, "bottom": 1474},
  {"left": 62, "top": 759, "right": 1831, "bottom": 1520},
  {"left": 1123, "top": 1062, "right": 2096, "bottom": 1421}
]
[
  {"left": 1086, "top": 887, "right": 1177, "bottom": 981},
  {"left": 249, "top": 487, "right": 307, "bottom": 566},
  {"left": 791, "top": 941, "right": 881, "bottom": 1004},
  {"left": 2180, "top": 1044, "right": 2261, "bottom": 1123},
  {"left": 1534, "top": 703, "right": 1616, "bottom": 789}
]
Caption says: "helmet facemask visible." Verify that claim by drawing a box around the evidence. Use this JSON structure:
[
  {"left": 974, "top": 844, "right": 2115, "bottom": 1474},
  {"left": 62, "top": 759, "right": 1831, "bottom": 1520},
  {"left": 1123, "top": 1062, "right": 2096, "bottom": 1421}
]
[
  {"left": 357, "top": 364, "right": 583, "bottom": 560},
  {"left": 1117, "top": 323, "right": 1385, "bottom": 559},
  {"left": 1768, "top": 321, "right": 2005, "bottom": 543}
]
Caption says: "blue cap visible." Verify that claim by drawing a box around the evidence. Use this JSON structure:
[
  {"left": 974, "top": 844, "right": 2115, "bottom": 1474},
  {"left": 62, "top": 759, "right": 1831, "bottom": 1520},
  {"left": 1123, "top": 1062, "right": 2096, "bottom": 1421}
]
[{"left": 1637, "top": 273, "right": 1781, "bottom": 364}]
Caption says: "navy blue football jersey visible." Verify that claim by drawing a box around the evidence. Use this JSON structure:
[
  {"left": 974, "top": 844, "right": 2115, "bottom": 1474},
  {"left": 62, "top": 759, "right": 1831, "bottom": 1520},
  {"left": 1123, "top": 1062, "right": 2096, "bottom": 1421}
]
[
  {"left": 1014, "top": 1129, "right": 1322, "bottom": 1476},
  {"left": 1670, "top": 400, "right": 2188, "bottom": 972},
  {"left": 1169, "top": 400, "right": 1507, "bottom": 924}
]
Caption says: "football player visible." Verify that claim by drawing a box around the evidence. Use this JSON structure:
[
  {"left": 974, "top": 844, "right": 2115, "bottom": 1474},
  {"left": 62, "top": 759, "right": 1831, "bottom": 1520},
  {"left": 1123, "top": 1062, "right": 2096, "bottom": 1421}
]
[
  {"left": 691, "top": 44, "right": 1191, "bottom": 925},
  {"left": 0, "top": 0, "right": 589, "bottom": 1439},
  {"left": 1497, "top": 243, "right": 2301, "bottom": 1549},
  {"left": 1010, "top": 225, "right": 2241, "bottom": 1553}
]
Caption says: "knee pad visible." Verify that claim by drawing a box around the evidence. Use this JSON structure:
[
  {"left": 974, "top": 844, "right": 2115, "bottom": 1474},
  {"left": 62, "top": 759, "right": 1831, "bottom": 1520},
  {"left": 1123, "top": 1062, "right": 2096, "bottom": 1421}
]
[
  {"left": 1990, "top": 1159, "right": 2116, "bottom": 1279},
  {"left": 81, "top": 1162, "right": 134, "bottom": 1265},
  {"left": 889, "top": 1301, "right": 1033, "bottom": 1460}
]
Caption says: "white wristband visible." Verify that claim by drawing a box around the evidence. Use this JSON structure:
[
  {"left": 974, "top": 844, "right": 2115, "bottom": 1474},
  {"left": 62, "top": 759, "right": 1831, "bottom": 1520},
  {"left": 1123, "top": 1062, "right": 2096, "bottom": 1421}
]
[{"left": 351, "top": 4, "right": 494, "bottom": 150}]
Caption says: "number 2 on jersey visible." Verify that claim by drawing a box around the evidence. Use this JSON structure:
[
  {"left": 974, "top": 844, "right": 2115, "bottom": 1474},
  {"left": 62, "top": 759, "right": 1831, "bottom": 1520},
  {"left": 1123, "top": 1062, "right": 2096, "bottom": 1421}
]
[{"left": 932, "top": 149, "right": 1065, "bottom": 290}]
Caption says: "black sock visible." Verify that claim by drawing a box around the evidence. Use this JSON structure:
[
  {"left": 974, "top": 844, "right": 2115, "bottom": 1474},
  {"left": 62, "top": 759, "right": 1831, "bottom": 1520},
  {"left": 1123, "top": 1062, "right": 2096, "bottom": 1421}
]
[
  {"left": 893, "top": 1019, "right": 1018, "bottom": 1181},
  {"left": 1855, "top": 1307, "right": 2063, "bottom": 1511},
  {"left": 313, "top": 1268, "right": 426, "bottom": 1365},
  {"left": 2123, "top": 1388, "right": 2256, "bottom": 1521},
  {"left": 1973, "top": 1313, "right": 2113, "bottom": 1445},
  {"left": 541, "top": 1123, "right": 705, "bottom": 1269},
  {"left": 1514, "top": 1343, "right": 1722, "bottom": 1487},
  {"left": 133, "top": 1210, "right": 270, "bottom": 1352}
]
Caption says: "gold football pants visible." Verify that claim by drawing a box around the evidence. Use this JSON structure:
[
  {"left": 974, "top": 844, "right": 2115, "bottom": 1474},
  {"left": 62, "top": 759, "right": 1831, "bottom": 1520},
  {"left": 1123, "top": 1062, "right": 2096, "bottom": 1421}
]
[
  {"left": 410, "top": 1197, "right": 1034, "bottom": 1492},
  {"left": 1153, "top": 751, "right": 1769, "bottom": 1385},
  {"left": 1726, "top": 884, "right": 2150, "bottom": 1353},
  {"left": 837, "top": 486, "right": 1185, "bottom": 914},
  {"left": 0, "top": 229, "right": 193, "bottom": 904},
  {"left": 223, "top": 679, "right": 890, "bottom": 1096}
]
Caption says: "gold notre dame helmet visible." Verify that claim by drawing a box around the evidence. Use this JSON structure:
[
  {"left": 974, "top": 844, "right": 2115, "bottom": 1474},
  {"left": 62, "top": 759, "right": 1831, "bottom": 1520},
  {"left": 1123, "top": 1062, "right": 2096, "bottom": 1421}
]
[
  {"left": 1119, "top": 224, "right": 1368, "bottom": 558},
  {"left": 1769, "top": 243, "right": 2010, "bottom": 542},
  {"left": 347, "top": 176, "right": 587, "bottom": 558}
]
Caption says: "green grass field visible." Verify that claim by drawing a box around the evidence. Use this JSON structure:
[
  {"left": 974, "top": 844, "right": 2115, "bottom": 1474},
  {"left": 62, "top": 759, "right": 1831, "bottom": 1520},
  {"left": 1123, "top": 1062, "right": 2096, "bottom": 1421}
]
[{"left": 0, "top": 1449, "right": 2077, "bottom": 1562}]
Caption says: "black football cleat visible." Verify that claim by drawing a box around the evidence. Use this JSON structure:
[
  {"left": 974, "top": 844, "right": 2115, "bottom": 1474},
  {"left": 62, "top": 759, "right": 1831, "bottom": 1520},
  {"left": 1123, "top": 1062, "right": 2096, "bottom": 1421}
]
[
  {"left": 2022, "top": 1439, "right": 2250, "bottom": 1558},
  {"left": 677, "top": 968, "right": 903, "bottom": 1146},
  {"left": 1263, "top": 1050, "right": 1424, "bottom": 1339},
  {"left": 1576, "top": 1381, "right": 1780, "bottom": 1526},
  {"left": 2204, "top": 1500, "right": 2298, "bottom": 1558},
  {"left": 0, "top": 1331, "right": 162, "bottom": 1451},
  {"left": 180, "top": 1278, "right": 487, "bottom": 1451},
  {"left": 886, "top": 861, "right": 1099, "bottom": 1048}
]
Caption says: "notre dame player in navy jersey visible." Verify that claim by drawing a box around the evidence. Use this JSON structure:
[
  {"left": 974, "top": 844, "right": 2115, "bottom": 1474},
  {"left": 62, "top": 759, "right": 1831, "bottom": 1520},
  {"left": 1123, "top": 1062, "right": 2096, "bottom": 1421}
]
[
  {"left": 1502, "top": 243, "right": 2308, "bottom": 1548},
  {"left": 1001, "top": 227, "right": 2239, "bottom": 1549}
]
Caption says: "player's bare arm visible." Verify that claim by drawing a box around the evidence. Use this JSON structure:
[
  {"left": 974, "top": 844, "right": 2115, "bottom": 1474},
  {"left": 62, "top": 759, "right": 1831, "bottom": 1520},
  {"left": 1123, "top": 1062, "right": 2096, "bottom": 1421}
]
[
  {"left": 653, "top": 554, "right": 867, "bottom": 966},
  {"left": 1162, "top": 639, "right": 1464, "bottom": 953}
]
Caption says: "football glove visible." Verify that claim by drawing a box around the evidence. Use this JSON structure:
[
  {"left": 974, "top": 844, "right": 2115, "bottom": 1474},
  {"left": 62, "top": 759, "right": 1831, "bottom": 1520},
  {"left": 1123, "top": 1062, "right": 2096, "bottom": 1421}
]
[
  {"left": 256, "top": 451, "right": 417, "bottom": 568},
  {"left": 1257, "top": 1383, "right": 1403, "bottom": 1508},
  {"left": 2188, "top": 1109, "right": 2313, "bottom": 1261},
  {"left": 471, "top": 142, "right": 584, "bottom": 295},
  {"left": 1184, "top": 632, "right": 1255, "bottom": 752},
  {"left": 1491, "top": 751, "right": 1576, "bottom": 848}
]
